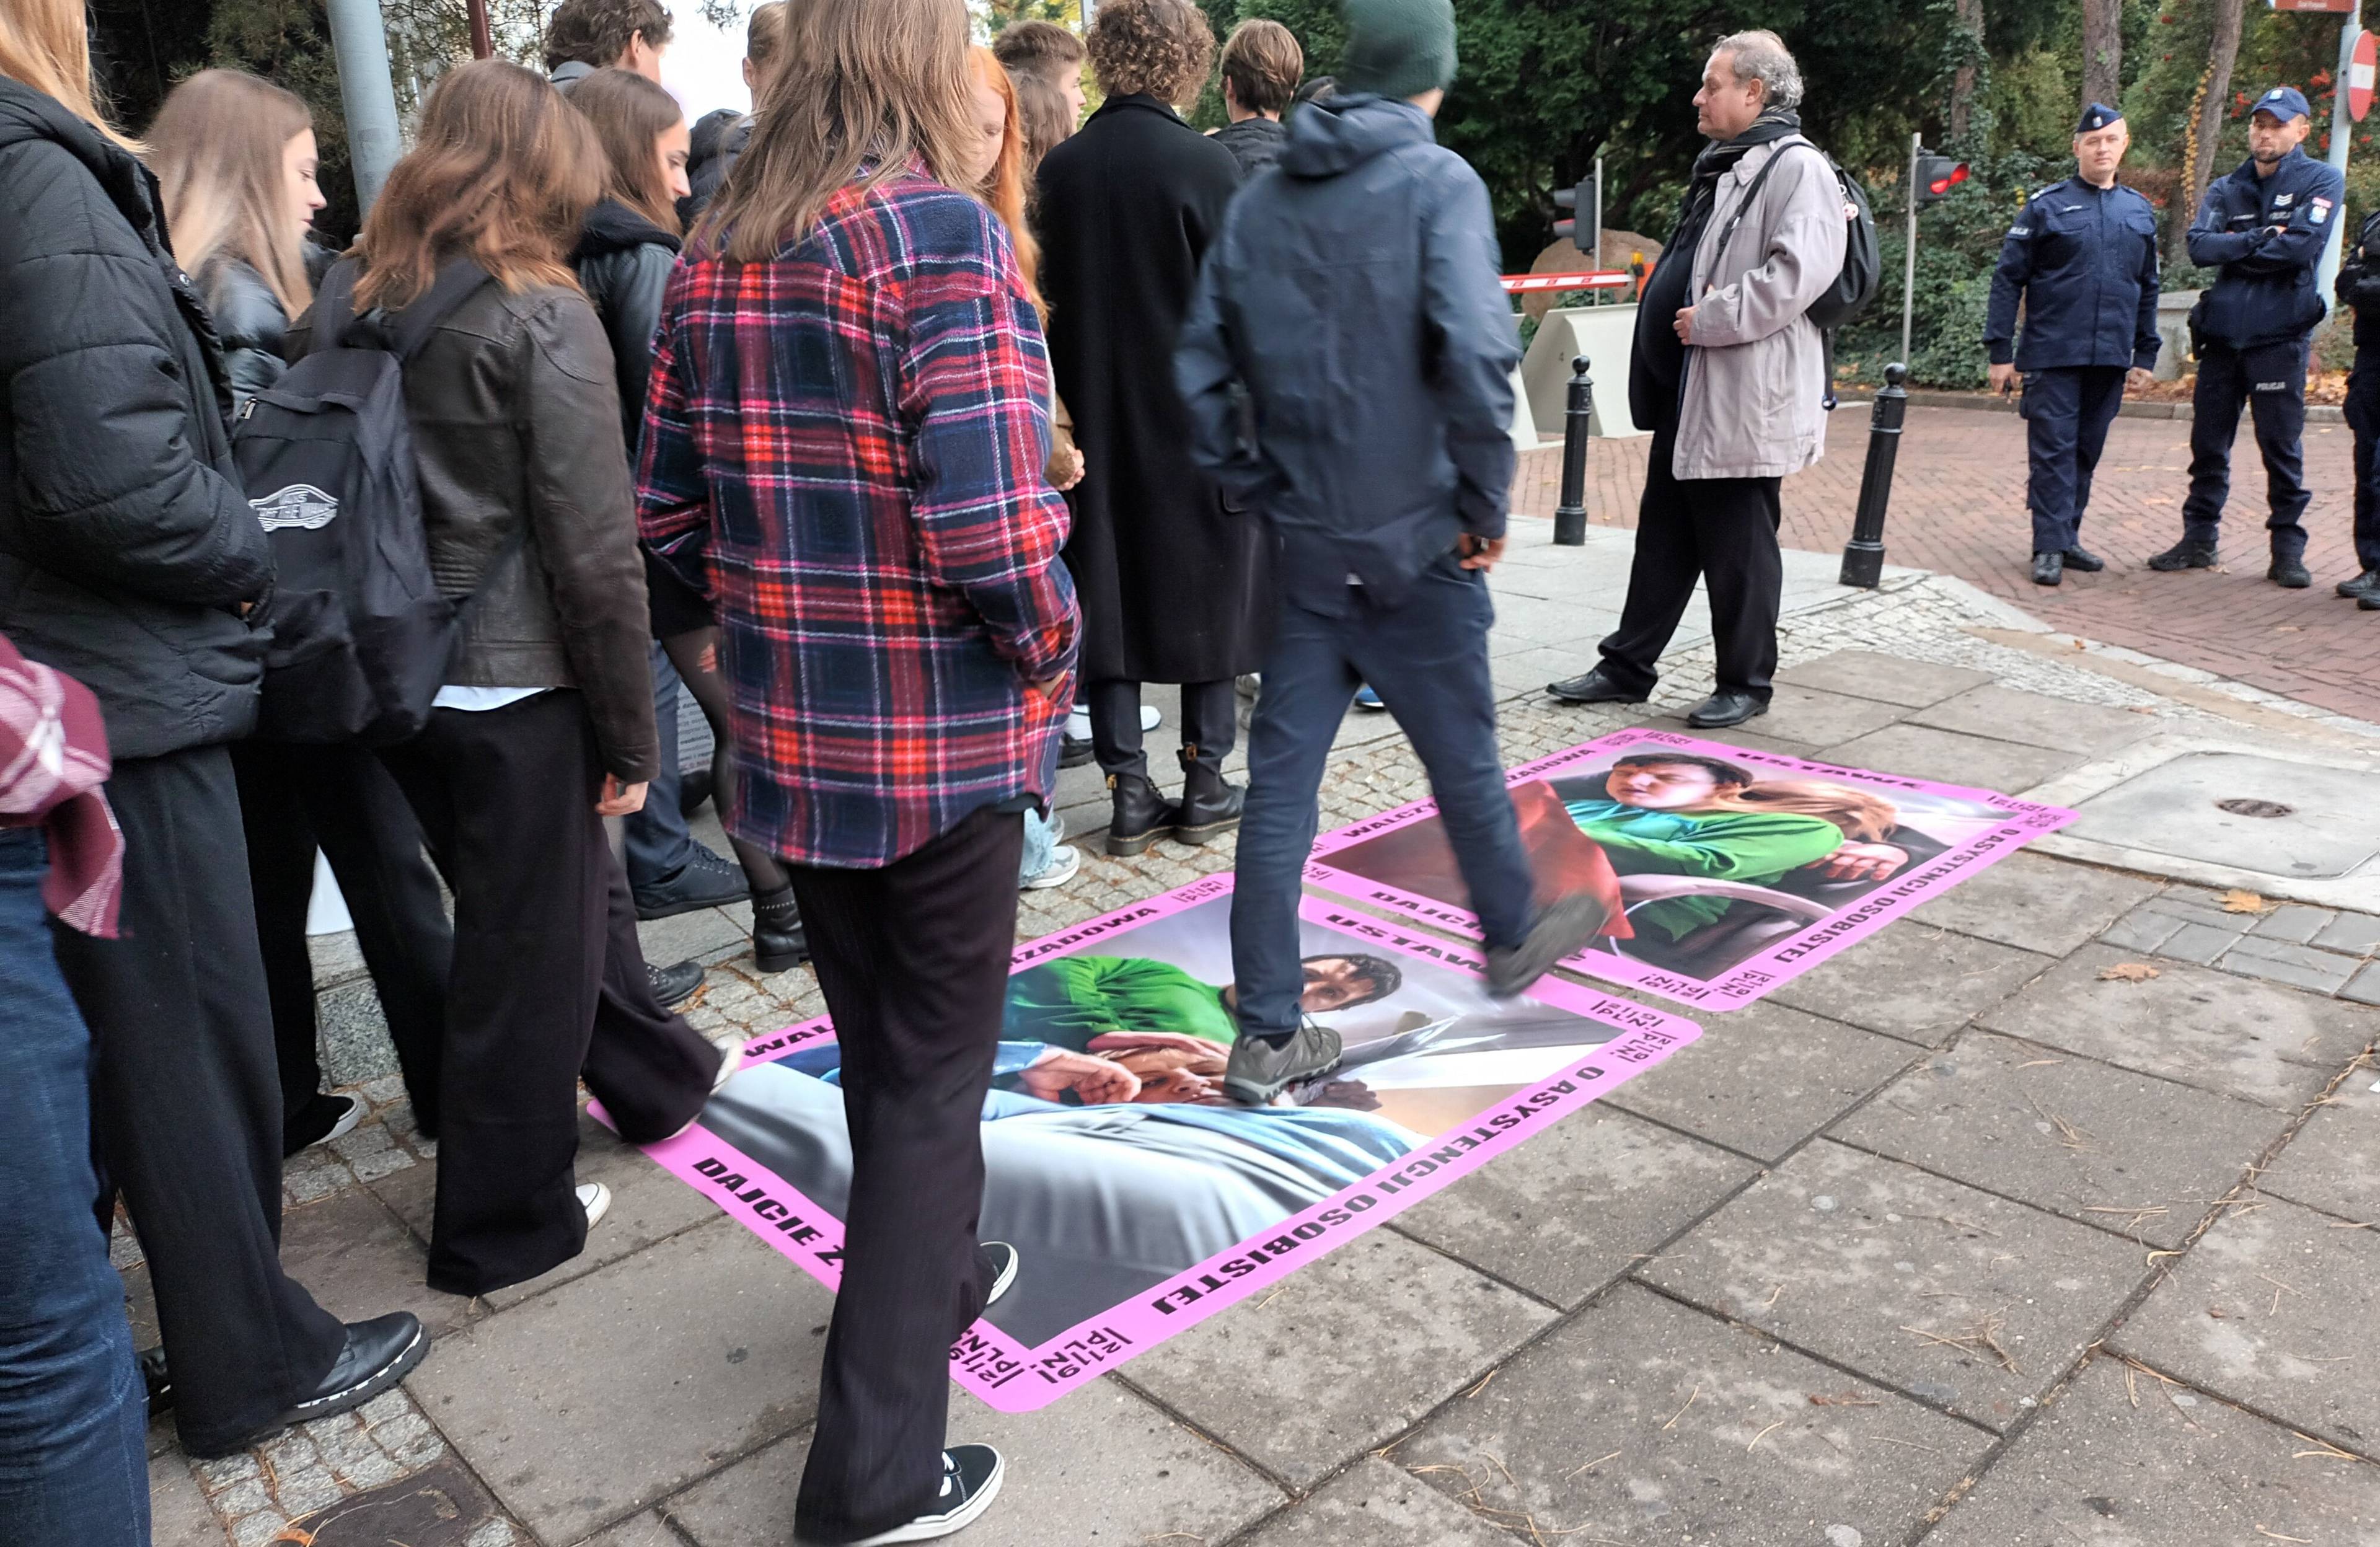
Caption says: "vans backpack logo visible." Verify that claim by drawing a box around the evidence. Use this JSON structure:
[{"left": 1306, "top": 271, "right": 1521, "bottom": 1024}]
[{"left": 250, "top": 483, "right": 340, "bottom": 532}]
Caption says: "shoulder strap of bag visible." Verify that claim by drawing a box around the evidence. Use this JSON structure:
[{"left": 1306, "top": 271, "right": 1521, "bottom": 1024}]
[
  {"left": 390, "top": 258, "right": 494, "bottom": 361},
  {"left": 1712, "top": 138, "right": 1817, "bottom": 275},
  {"left": 307, "top": 258, "right": 362, "bottom": 356}
]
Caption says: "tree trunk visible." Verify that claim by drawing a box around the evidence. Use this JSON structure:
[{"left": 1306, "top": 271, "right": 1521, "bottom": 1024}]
[
  {"left": 2175, "top": 0, "right": 2247, "bottom": 267},
  {"left": 2082, "top": 0, "right": 2123, "bottom": 109},
  {"left": 1949, "top": 0, "right": 1986, "bottom": 140}
]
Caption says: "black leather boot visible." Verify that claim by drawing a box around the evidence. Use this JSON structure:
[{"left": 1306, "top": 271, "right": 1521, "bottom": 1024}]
[
  {"left": 751, "top": 885, "right": 807, "bottom": 974},
  {"left": 1174, "top": 746, "right": 1245, "bottom": 845},
  {"left": 1106, "top": 773, "right": 1179, "bottom": 857}
]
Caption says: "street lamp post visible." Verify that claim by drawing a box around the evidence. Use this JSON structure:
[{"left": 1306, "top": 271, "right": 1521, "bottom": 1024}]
[{"left": 324, "top": 0, "right": 403, "bottom": 214}]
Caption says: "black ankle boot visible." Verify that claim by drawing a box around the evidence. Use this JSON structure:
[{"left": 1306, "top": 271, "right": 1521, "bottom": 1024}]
[
  {"left": 751, "top": 886, "right": 808, "bottom": 974},
  {"left": 1174, "top": 747, "right": 1245, "bottom": 845},
  {"left": 1106, "top": 773, "right": 1179, "bottom": 857}
]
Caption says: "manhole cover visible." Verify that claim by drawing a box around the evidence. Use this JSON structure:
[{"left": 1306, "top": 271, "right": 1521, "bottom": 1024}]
[
  {"left": 2215, "top": 798, "right": 2294, "bottom": 819},
  {"left": 278, "top": 1456, "right": 500, "bottom": 1547},
  {"left": 2070, "top": 752, "right": 2378, "bottom": 879}
]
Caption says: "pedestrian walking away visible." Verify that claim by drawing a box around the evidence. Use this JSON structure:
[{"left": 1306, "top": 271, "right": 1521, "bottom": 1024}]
[
  {"left": 2332, "top": 206, "right": 2380, "bottom": 606},
  {"left": 1984, "top": 102, "right": 2159, "bottom": 588},
  {"left": 1178, "top": 0, "right": 1613, "bottom": 1104},
  {"left": 2162, "top": 85, "right": 2342, "bottom": 589},
  {"left": 1211, "top": 19, "right": 1302, "bottom": 177},
  {"left": 1546, "top": 30, "right": 1848, "bottom": 729}
]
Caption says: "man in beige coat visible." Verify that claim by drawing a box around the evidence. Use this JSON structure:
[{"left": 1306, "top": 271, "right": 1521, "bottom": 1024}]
[{"left": 1549, "top": 30, "right": 1847, "bottom": 729}]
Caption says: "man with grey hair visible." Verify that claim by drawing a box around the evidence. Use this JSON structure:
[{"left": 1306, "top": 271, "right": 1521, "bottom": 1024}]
[{"left": 1549, "top": 29, "right": 1845, "bottom": 729}]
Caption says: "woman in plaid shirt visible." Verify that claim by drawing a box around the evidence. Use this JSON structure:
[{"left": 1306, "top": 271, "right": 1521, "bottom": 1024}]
[{"left": 635, "top": 0, "right": 1077, "bottom": 1538}]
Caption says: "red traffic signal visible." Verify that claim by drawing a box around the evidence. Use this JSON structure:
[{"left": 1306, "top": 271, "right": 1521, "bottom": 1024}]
[{"left": 1913, "top": 151, "right": 1968, "bottom": 209}]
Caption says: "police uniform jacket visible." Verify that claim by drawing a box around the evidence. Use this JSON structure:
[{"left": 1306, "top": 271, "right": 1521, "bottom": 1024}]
[
  {"left": 1985, "top": 176, "right": 2161, "bottom": 371},
  {"left": 2187, "top": 146, "right": 2345, "bottom": 348}
]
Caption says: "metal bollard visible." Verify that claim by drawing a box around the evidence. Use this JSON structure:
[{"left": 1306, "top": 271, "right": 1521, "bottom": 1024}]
[
  {"left": 1552, "top": 355, "right": 1593, "bottom": 546},
  {"left": 1839, "top": 363, "right": 1907, "bottom": 588}
]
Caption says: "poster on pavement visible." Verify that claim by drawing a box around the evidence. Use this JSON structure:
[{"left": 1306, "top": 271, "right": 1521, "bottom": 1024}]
[
  {"left": 1305, "top": 727, "right": 2077, "bottom": 1011},
  {"left": 611, "top": 873, "right": 1698, "bottom": 1410}
]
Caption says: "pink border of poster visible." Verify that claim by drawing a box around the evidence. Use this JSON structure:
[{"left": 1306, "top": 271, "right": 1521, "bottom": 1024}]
[
  {"left": 609, "top": 873, "right": 1698, "bottom": 1411},
  {"left": 1304, "top": 727, "right": 2077, "bottom": 1011}
]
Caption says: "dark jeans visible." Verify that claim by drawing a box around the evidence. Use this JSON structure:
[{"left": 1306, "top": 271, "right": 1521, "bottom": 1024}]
[
  {"left": 0, "top": 831, "right": 148, "bottom": 1546},
  {"left": 231, "top": 741, "right": 451, "bottom": 1135},
  {"left": 622, "top": 641, "right": 695, "bottom": 889},
  {"left": 2184, "top": 337, "right": 2312, "bottom": 560},
  {"left": 49, "top": 745, "right": 347, "bottom": 1455},
  {"left": 1597, "top": 421, "right": 1784, "bottom": 700},
  {"left": 378, "top": 692, "right": 716, "bottom": 1296},
  {"left": 2022, "top": 364, "right": 2127, "bottom": 554},
  {"left": 1230, "top": 555, "right": 1535, "bottom": 1040},
  {"left": 2345, "top": 351, "right": 2380, "bottom": 572},
  {"left": 1086, "top": 677, "right": 1237, "bottom": 780},
  {"left": 786, "top": 805, "right": 1022, "bottom": 1543}
]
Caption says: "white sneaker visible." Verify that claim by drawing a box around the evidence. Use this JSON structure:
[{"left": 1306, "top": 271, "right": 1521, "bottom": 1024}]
[
  {"left": 578, "top": 1183, "right": 612, "bottom": 1228},
  {"left": 1236, "top": 673, "right": 1262, "bottom": 697},
  {"left": 1138, "top": 704, "right": 1161, "bottom": 731},
  {"left": 1065, "top": 705, "right": 1091, "bottom": 740},
  {"left": 1021, "top": 845, "right": 1082, "bottom": 890},
  {"left": 851, "top": 1445, "right": 1005, "bottom": 1544},
  {"left": 1046, "top": 811, "right": 1066, "bottom": 845},
  {"left": 981, "top": 1241, "right": 1020, "bottom": 1305},
  {"left": 710, "top": 1041, "right": 745, "bottom": 1093}
]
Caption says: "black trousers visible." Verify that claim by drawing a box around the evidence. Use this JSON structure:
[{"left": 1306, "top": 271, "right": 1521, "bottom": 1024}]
[
  {"left": 231, "top": 741, "right": 451, "bottom": 1137},
  {"left": 787, "top": 805, "right": 1023, "bottom": 1544},
  {"left": 377, "top": 692, "right": 716, "bottom": 1296},
  {"left": 2183, "top": 337, "right": 2311, "bottom": 560},
  {"left": 2344, "top": 351, "right": 2380, "bottom": 573},
  {"left": 2021, "top": 364, "right": 2128, "bottom": 554},
  {"left": 1085, "top": 677, "right": 1237, "bottom": 781},
  {"left": 1597, "top": 421, "right": 1784, "bottom": 700},
  {"left": 50, "top": 744, "right": 347, "bottom": 1456}
]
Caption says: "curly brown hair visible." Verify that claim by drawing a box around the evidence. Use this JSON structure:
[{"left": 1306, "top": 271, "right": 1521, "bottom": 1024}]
[
  {"left": 1086, "top": 0, "right": 1215, "bottom": 109},
  {"left": 542, "top": 0, "right": 673, "bottom": 71}
]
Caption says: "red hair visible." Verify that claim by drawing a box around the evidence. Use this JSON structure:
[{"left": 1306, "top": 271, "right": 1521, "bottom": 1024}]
[{"left": 966, "top": 46, "right": 1041, "bottom": 313}]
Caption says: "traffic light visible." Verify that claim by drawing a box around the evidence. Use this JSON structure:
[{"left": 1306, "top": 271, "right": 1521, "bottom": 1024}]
[
  {"left": 1912, "top": 149, "right": 1969, "bottom": 209},
  {"left": 1551, "top": 177, "right": 1594, "bottom": 247}
]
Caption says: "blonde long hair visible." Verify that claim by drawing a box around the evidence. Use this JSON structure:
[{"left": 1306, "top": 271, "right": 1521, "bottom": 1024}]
[
  {"left": 1722, "top": 779, "right": 1898, "bottom": 844},
  {"left": 150, "top": 71, "right": 316, "bottom": 319},
  {"left": 966, "top": 47, "right": 1041, "bottom": 312},
  {"left": 694, "top": 0, "right": 976, "bottom": 263},
  {"left": 0, "top": 0, "right": 141, "bottom": 151}
]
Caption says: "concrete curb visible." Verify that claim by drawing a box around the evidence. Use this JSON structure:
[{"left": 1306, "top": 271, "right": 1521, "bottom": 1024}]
[{"left": 1831, "top": 387, "right": 2347, "bottom": 425}]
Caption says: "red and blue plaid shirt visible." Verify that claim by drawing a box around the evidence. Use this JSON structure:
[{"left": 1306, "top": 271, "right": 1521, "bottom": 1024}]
[{"left": 637, "top": 165, "right": 1078, "bottom": 868}]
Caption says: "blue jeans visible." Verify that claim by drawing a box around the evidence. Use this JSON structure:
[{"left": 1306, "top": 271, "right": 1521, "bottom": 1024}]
[
  {"left": 0, "top": 829, "right": 148, "bottom": 1547},
  {"left": 622, "top": 642, "right": 694, "bottom": 888},
  {"left": 1019, "top": 807, "right": 1060, "bottom": 881},
  {"left": 1229, "top": 555, "right": 1535, "bottom": 1039}
]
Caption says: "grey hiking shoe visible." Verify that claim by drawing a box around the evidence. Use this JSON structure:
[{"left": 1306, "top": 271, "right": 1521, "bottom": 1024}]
[
  {"left": 1485, "top": 892, "right": 1610, "bottom": 998},
  {"left": 1223, "top": 1019, "right": 1342, "bottom": 1106}
]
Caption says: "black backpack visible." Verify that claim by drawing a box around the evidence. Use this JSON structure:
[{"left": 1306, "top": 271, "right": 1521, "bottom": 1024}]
[
  {"left": 1713, "top": 139, "right": 1884, "bottom": 403},
  {"left": 232, "top": 258, "right": 490, "bottom": 744}
]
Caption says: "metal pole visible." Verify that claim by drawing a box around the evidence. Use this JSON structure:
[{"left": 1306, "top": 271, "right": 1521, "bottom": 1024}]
[
  {"left": 467, "top": 0, "right": 493, "bottom": 59},
  {"left": 1591, "top": 157, "right": 1604, "bottom": 266},
  {"left": 324, "top": 0, "right": 403, "bottom": 214},
  {"left": 1900, "top": 132, "right": 1919, "bottom": 368},
  {"left": 2317, "top": 1, "right": 2363, "bottom": 309},
  {"left": 1840, "top": 363, "right": 1908, "bottom": 588},
  {"left": 1552, "top": 356, "right": 1593, "bottom": 546}
]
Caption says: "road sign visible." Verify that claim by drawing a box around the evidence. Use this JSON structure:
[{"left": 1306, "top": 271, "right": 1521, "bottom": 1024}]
[{"left": 2355, "top": 29, "right": 2377, "bottom": 120}]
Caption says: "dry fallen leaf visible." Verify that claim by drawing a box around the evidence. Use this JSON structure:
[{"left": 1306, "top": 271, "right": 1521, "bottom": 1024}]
[
  {"left": 2100, "top": 963, "right": 2161, "bottom": 982},
  {"left": 2220, "top": 889, "right": 2276, "bottom": 915}
]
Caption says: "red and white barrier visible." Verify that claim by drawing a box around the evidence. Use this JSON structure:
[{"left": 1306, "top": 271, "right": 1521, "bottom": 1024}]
[{"left": 1499, "top": 270, "right": 1634, "bottom": 293}]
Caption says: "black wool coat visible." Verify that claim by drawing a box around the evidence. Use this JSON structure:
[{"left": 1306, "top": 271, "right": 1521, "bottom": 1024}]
[{"left": 1035, "top": 94, "right": 1271, "bottom": 684}]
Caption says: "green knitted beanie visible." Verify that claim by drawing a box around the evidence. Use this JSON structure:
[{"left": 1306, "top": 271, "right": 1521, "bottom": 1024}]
[{"left": 1338, "top": 0, "right": 1458, "bottom": 100}]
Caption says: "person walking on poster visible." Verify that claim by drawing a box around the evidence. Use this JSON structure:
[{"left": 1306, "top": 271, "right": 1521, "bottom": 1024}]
[
  {"left": 2156, "top": 86, "right": 2341, "bottom": 589},
  {"left": 1983, "top": 104, "right": 2160, "bottom": 588},
  {"left": 1176, "top": 0, "right": 1611, "bottom": 1104},
  {"left": 1544, "top": 31, "right": 1846, "bottom": 729}
]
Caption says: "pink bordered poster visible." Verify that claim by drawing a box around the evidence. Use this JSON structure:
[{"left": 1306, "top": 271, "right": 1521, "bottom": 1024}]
[
  {"left": 623, "top": 873, "right": 1698, "bottom": 1411},
  {"left": 1305, "top": 726, "right": 2078, "bottom": 1011}
]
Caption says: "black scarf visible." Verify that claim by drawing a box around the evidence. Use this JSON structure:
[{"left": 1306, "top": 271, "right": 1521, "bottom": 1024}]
[{"left": 1678, "top": 105, "right": 1804, "bottom": 245}]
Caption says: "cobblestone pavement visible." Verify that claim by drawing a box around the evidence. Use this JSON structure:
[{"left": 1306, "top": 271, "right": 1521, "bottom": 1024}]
[
  {"left": 1511, "top": 407, "right": 2380, "bottom": 722},
  {"left": 138, "top": 534, "right": 2380, "bottom": 1547}
]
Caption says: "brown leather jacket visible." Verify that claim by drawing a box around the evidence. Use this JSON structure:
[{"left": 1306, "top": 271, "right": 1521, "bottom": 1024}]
[{"left": 289, "top": 280, "right": 657, "bottom": 780}]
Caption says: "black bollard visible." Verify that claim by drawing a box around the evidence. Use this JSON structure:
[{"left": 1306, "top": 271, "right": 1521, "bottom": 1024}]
[
  {"left": 1839, "top": 363, "right": 1908, "bottom": 588},
  {"left": 1552, "top": 355, "right": 1592, "bottom": 546}
]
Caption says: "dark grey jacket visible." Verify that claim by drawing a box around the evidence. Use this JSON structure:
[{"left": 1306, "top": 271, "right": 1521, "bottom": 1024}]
[
  {"left": 1176, "top": 95, "right": 1517, "bottom": 611},
  {"left": 1212, "top": 116, "right": 1287, "bottom": 178},
  {"left": 198, "top": 257, "right": 292, "bottom": 409},
  {"left": 572, "top": 199, "right": 680, "bottom": 454},
  {"left": 0, "top": 78, "right": 274, "bottom": 760}
]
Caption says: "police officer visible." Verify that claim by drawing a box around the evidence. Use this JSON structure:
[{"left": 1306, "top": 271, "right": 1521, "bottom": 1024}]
[
  {"left": 2332, "top": 209, "right": 2380, "bottom": 604},
  {"left": 2157, "top": 85, "right": 2344, "bottom": 588},
  {"left": 1985, "top": 103, "right": 2161, "bottom": 587}
]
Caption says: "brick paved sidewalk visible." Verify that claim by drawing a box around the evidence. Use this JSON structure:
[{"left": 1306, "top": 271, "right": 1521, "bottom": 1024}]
[{"left": 1512, "top": 408, "right": 2380, "bottom": 722}]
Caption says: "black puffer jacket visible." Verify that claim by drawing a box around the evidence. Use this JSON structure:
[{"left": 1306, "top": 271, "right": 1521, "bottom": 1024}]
[
  {"left": 681, "top": 108, "right": 749, "bottom": 225},
  {"left": 198, "top": 257, "right": 291, "bottom": 409},
  {"left": 572, "top": 198, "right": 681, "bottom": 453},
  {"left": 0, "top": 78, "right": 273, "bottom": 760}
]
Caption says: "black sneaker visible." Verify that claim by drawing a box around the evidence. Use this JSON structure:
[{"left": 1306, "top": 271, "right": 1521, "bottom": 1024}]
[
  {"left": 1486, "top": 892, "right": 1611, "bottom": 998},
  {"left": 648, "top": 958, "right": 704, "bottom": 1007},
  {"left": 1222, "top": 1019, "right": 1342, "bottom": 1106},
  {"left": 2060, "top": 545, "right": 2107, "bottom": 572},
  {"left": 633, "top": 843, "right": 749, "bottom": 920},
  {"left": 979, "top": 1241, "right": 1018, "bottom": 1307},
  {"left": 2146, "top": 539, "right": 2218, "bottom": 571},
  {"left": 2336, "top": 569, "right": 2380, "bottom": 599},
  {"left": 851, "top": 1445, "right": 1006, "bottom": 1544},
  {"left": 1059, "top": 734, "right": 1095, "bottom": 769},
  {"left": 138, "top": 1346, "right": 173, "bottom": 1417},
  {"left": 281, "top": 1091, "right": 364, "bottom": 1158},
  {"left": 2270, "top": 555, "right": 2312, "bottom": 589}
]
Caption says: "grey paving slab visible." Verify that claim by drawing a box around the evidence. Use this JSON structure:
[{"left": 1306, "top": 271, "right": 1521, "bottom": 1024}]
[
  {"left": 1728, "top": 684, "right": 1910, "bottom": 747},
  {"left": 1818, "top": 723, "right": 2080, "bottom": 796},
  {"left": 1393, "top": 1106, "right": 1760, "bottom": 1308},
  {"left": 635, "top": 906, "right": 749, "bottom": 968},
  {"left": 2316, "top": 910, "right": 2380, "bottom": 956},
  {"left": 1923, "top": 1356, "right": 2380, "bottom": 1547},
  {"left": 1905, "top": 853, "right": 2163, "bottom": 958},
  {"left": 663, "top": 1377, "right": 1285, "bottom": 1547},
  {"left": 1121, "top": 1227, "right": 1556, "bottom": 1488},
  {"left": 2255, "top": 1066, "right": 2380, "bottom": 1222},
  {"left": 1490, "top": 643, "right": 1605, "bottom": 700},
  {"left": 151, "top": 1453, "right": 227, "bottom": 1547},
  {"left": 1974, "top": 946, "right": 2380, "bottom": 1109},
  {"left": 2097, "top": 910, "right": 2184, "bottom": 956},
  {"left": 2158, "top": 920, "right": 2246, "bottom": 966},
  {"left": 1603, "top": 998, "right": 1922, "bottom": 1161},
  {"left": 1829, "top": 1032, "right": 2288, "bottom": 1250},
  {"left": 1623, "top": 716, "right": 1828, "bottom": 759},
  {"left": 404, "top": 1217, "right": 837, "bottom": 1546},
  {"left": 2252, "top": 904, "right": 2339, "bottom": 945},
  {"left": 1396, "top": 1280, "right": 1993, "bottom": 1546},
  {"left": 1641, "top": 1140, "right": 2146, "bottom": 1429},
  {"left": 1772, "top": 649, "right": 1996, "bottom": 708},
  {"left": 2350, "top": 963, "right": 2380, "bottom": 1007},
  {"left": 1768, "top": 922, "right": 2049, "bottom": 1047},
  {"left": 277, "top": 1187, "right": 476, "bottom": 1341},
  {"left": 2218, "top": 935, "right": 2361, "bottom": 995},
  {"left": 1239, "top": 1457, "right": 1513, "bottom": 1546},
  {"left": 585, "top": 1512, "right": 677, "bottom": 1547},
  {"left": 1905, "top": 683, "right": 2158, "bottom": 756},
  {"left": 2138, "top": 895, "right": 2261, "bottom": 933},
  {"left": 2068, "top": 752, "right": 2380, "bottom": 883},
  {"left": 2115, "top": 1192, "right": 2380, "bottom": 1455}
]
